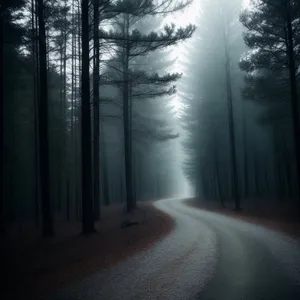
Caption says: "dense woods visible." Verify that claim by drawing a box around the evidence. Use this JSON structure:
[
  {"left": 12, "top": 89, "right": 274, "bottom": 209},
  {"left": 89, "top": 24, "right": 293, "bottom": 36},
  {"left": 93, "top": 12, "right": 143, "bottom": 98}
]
[
  {"left": 2, "top": 1, "right": 300, "bottom": 299},
  {"left": 1, "top": 0, "right": 193, "bottom": 236},
  {"left": 2, "top": 0, "right": 300, "bottom": 240},
  {"left": 181, "top": 0, "right": 300, "bottom": 218}
]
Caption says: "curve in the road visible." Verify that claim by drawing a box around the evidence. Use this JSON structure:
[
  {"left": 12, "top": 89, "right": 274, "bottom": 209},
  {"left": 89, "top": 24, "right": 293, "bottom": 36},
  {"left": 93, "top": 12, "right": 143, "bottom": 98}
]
[{"left": 48, "top": 198, "right": 300, "bottom": 300}]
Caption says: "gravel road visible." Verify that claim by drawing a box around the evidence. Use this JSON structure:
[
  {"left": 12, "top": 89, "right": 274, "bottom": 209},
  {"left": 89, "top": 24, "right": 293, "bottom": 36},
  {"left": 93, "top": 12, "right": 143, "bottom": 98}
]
[{"left": 49, "top": 198, "right": 300, "bottom": 300}]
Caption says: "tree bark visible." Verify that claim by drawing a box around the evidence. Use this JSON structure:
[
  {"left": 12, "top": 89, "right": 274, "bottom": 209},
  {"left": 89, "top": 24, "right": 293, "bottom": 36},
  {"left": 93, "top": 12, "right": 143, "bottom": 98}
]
[
  {"left": 213, "top": 133, "right": 225, "bottom": 207},
  {"left": 0, "top": 6, "right": 4, "bottom": 235},
  {"left": 123, "top": 15, "right": 135, "bottom": 212},
  {"left": 81, "top": 0, "right": 95, "bottom": 234},
  {"left": 222, "top": 7, "right": 240, "bottom": 210},
  {"left": 242, "top": 99, "right": 249, "bottom": 199},
  {"left": 101, "top": 130, "right": 110, "bottom": 206},
  {"left": 31, "top": 0, "right": 40, "bottom": 227},
  {"left": 253, "top": 152, "right": 260, "bottom": 197},
  {"left": 286, "top": 0, "right": 300, "bottom": 217},
  {"left": 76, "top": 0, "right": 82, "bottom": 219},
  {"left": 37, "top": 0, "right": 54, "bottom": 237},
  {"left": 93, "top": 0, "right": 101, "bottom": 220}
]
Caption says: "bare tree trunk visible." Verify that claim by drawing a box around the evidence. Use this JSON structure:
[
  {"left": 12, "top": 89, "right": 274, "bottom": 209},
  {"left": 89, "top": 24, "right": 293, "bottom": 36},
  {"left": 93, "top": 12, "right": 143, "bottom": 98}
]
[
  {"left": 31, "top": 0, "right": 40, "bottom": 227},
  {"left": 286, "top": 0, "right": 300, "bottom": 218},
  {"left": 76, "top": 0, "right": 82, "bottom": 219},
  {"left": 242, "top": 99, "right": 248, "bottom": 199},
  {"left": 70, "top": 0, "right": 75, "bottom": 218},
  {"left": 213, "top": 133, "right": 225, "bottom": 207},
  {"left": 81, "top": 0, "right": 95, "bottom": 234},
  {"left": 253, "top": 152, "right": 260, "bottom": 198},
  {"left": 37, "top": 0, "right": 53, "bottom": 236},
  {"left": 222, "top": 7, "right": 240, "bottom": 211},
  {"left": 93, "top": 0, "right": 101, "bottom": 220},
  {"left": 123, "top": 15, "right": 135, "bottom": 212},
  {"left": 0, "top": 6, "right": 4, "bottom": 235},
  {"left": 73, "top": 0, "right": 79, "bottom": 218},
  {"left": 129, "top": 82, "right": 135, "bottom": 203},
  {"left": 57, "top": 22, "right": 64, "bottom": 212},
  {"left": 66, "top": 179, "right": 70, "bottom": 220},
  {"left": 62, "top": 0, "right": 68, "bottom": 217},
  {"left": 101, "top": 129, "right": 110, "bottom": 206}
]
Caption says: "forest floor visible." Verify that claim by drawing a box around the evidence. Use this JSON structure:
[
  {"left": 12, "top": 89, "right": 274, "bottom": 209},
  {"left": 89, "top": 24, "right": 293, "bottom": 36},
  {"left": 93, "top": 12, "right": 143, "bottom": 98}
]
[
  {"left": 1, "top": 201, "right": 174, "bottom": 300},
  {"left": 186, "top": 199, "right": 300, "bottom": 240}
]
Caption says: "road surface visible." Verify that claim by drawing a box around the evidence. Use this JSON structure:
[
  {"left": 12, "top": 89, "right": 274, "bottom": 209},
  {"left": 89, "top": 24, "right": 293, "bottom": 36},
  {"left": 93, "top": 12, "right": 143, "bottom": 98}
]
[{"left": 49, "top": 198, "right": 300, "bottom": 300}]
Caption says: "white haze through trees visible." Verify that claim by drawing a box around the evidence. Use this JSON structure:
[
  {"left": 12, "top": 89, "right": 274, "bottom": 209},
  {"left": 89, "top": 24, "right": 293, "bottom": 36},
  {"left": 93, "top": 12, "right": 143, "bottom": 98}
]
[
  {"left": 161, "top": 0, "right": 252, "bottom": 199},
  {"left": 5, "top": 0, "right": 296, "bottom": 230},
  {"left": 177, "top": 0, "right": 279, "bottom": 204}
]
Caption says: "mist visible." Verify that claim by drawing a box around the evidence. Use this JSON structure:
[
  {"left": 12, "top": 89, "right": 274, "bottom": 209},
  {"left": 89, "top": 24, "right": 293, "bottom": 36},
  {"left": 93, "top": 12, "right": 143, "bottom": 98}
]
[{"left": 2, "top": 0, "right": 300, "bottom": 299}]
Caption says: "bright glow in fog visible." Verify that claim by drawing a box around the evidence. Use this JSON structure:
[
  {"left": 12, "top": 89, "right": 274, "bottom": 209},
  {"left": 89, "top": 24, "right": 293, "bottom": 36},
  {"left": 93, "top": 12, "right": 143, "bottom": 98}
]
[
  {"left": 164, "top": 0, "right": 202, "bottom": 112},
  {"left": 160, "top": 1, "right": 201, "bottom": 198},
  {"left": 169, "top": 0, "right": 249, "bottom": 112},
  {"left": 164, "top": 0, "right": 250, "bottom": 199},
  {"left": 243, "top": 0, "right": 250, "bottom": 8}
]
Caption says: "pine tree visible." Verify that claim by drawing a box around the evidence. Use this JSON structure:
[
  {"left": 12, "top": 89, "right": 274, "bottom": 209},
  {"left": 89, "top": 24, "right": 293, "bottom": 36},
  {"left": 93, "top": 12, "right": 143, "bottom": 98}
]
[{"left": 103, "top": 0, "right": 195, "bottom": 211}]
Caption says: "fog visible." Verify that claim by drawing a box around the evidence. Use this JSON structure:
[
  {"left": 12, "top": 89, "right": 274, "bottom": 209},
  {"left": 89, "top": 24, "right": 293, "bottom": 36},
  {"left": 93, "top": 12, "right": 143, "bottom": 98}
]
[
  {"left": 2, "top": 0, "right": 300, "bottom": 232},
  {"left": 3, "top": 0, "right": 300, "bottom": 298}
]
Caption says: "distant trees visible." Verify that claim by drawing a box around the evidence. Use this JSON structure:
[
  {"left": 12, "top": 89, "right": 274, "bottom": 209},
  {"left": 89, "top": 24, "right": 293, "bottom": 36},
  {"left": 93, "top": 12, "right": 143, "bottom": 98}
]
[
  {"left": 103, "top": 0, "right": 195, "bottom": 211},
  {"left": 181, "top": 0, "right": 245, "bottom": 206},
  {"left": 179, "top": 0, "right": 300, "bottom": 218}
]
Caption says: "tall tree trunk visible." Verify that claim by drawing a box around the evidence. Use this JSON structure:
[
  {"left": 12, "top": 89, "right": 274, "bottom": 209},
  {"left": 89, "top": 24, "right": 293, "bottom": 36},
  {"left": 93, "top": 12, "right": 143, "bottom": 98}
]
[
  {"left": 93, "top": 0, "right": 101, "bottom": 220},
  {"left": 81, "top": 0, "right": 95, "bottom": 234},
  {"left": 66, "top": 179, "right": 70, "bottom": 221},
  {"left": 101, "top": 130, "right": 110, "bottom": 206},
  {"left": 0, "top": 6, "right": 4, "bottom": 235},
  {"left": 73, "top": 0, "right": 79, "bottom": 218},
  {"left": 123, "top": 15, "right": 135, "bottom": 212},
  {"left": 70, "top": 0, "right": 75, "bottom": 217},
  {"left": 37, "top": 0, "right": 53, "bottom": 237},
  {"left": 286, "top": 0, "right": 300, "bottom": 218},
  {"left": 253, "top": 152, "right": 260, "bottom": 198},
  {"left": 57, "top": 27, "right": 64, "bottom": 212},
  {"left": 76, "top": 0, "right": 82, "bottom": 218},
  {"left": 213, "top": 133, "right": 225, "bottom": 208},
  {"left": 62, "top": 0, "right": 68, "bottom": 216},
  {"left": 222, "top": 7, "right": 240, "bottom": 210},
  {"left": 132, "top": 148, "right": 137, "bottom": 202},
  {"left": 31, "top": 0, "right": 40, "bottom": 226},
  {"left": 129, "top": 82, "right": 135, "bottom": 203},
  {"left": 242, "top": 99, "right": 248, "bottom": 199}
]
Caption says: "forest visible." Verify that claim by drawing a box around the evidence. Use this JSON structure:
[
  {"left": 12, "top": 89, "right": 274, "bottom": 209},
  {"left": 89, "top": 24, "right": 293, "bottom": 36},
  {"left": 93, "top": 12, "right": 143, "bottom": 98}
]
[
  {"left": 1, "top": 0, "right": 193, "bottom": 237},
  {"left": 181, "top": 0, "right": 300, "bottom": 219},
  {"left": 2, "top": 0, "right": 300, "bottom": 299},
  {"left": 1, "top": 0, "right": 300, "bottom": 233},
  {"left": 2, "top": 0, "right": 300, "bottom": 233}
]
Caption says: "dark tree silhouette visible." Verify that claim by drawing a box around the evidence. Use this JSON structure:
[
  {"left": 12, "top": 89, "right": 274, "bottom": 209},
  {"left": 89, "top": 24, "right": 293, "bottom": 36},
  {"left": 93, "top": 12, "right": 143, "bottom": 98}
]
[
  {"left": 37, "top": 0, "right": 53, "bottom": 236},
  {"left": 240, "top": 0, "right": 300, "bottom": 217},
  {"left": 81, "top": 0, "right": 95, "bottom": 234}
]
